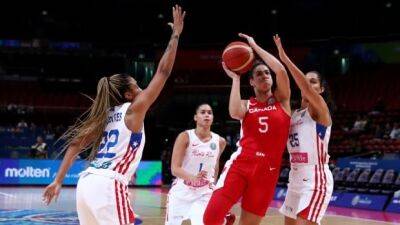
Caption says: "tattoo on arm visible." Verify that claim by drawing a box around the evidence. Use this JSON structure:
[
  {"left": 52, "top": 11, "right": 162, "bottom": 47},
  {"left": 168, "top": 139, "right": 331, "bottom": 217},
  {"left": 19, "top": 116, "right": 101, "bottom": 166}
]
[{"left": 165, "top": 34, "right": 179, "bottom": 52}]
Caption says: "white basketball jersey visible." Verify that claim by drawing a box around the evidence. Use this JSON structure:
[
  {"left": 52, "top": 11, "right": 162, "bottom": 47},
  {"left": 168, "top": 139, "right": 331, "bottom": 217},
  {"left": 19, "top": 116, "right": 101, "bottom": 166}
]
[
  {"left": 175, "top": 129, "right": 220, "bottom": 189},
  {"left": 287, "top": 108, "right": 331, "bottom": 166},
  {"left": 88, "top": 102, "right": 145, "bottom": 182}
]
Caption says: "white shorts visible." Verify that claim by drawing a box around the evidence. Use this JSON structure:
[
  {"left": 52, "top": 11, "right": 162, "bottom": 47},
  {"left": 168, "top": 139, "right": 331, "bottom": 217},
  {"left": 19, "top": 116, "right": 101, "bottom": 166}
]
[
  {"left": 165, "top": 183, "right": 213, "bottom": 225},
  {"left": 279, "top": 165, "right": 333, "bottom": 224},
  {"left": 76, "top": 172, "right": 135, "bottom": 225}
]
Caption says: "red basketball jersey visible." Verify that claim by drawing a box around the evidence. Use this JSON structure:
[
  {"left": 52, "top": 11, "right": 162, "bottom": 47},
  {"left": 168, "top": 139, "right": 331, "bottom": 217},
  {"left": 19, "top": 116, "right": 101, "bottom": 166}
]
[{"left": 238, "top": 96, "right": 290, "bottom": 164}]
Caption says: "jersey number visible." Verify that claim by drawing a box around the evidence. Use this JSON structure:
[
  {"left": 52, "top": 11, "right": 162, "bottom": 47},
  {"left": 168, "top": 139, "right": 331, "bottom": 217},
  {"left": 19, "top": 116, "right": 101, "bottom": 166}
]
[
  {"left": 289, "top": 133, "right": 299, "bottom": 147},
  {"left": 97, "top": 129, "right": 119, "bottom": 158},
  {"left": 258, "top": 117, "right": 269, "bottom": 133}
]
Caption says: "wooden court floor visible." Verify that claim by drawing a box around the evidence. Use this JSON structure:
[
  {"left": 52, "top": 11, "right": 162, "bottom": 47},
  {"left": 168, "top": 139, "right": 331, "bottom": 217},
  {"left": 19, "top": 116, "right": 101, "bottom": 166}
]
[{"left": 0, "top": 187, "right": 399, "bottom": 225}]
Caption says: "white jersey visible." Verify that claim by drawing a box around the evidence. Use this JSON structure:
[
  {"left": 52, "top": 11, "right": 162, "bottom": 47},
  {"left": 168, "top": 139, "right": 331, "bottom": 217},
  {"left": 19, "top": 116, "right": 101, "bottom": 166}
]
[
  {"left": 287, "top": 108, "right": 331, "bottom": 166},
  {"left": 166, "top": 129, "right": 221, "bottom": 225},
  {"left": 281, "top": 108, "right": 333, "bottom": 224},
  {"left": 172, "top": 129, "right": 220, "bottom": 193},
  {"left": 86, "top": 102, "right": 145, "bottom": 183}
]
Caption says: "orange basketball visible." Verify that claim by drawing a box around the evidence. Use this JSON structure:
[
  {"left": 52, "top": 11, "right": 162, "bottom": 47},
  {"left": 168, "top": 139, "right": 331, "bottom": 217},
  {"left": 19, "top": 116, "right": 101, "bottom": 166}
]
[{"left": 222, "top": 41, "right": 254, "bottom": 74}]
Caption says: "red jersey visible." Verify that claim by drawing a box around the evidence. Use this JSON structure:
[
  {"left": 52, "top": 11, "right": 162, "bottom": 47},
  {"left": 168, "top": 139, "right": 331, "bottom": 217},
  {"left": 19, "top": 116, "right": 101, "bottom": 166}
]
[{"left": 238, "top": 96, "right": 290, "bottom": 165}]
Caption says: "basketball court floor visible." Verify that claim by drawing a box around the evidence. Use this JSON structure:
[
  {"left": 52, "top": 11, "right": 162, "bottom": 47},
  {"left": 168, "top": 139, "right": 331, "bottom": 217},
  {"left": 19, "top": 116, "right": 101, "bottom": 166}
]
[{"left": 0, "top": 187, "right": 399, "bottom": 225}]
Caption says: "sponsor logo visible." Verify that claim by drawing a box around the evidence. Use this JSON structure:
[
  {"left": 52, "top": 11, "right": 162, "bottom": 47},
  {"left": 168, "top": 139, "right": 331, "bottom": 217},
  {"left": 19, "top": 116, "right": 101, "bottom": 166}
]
[
  {"left": 267, "top": 98, "right": 275, "bottom": 105},
  {"left": 351, "top": 195, "right": 373, "bottom": 206},
  {"left": 210, "top": 142, "right": 217, "bottom": 150},
  {"left": 4, "top": 167, "right": 50, "bottom": 178},
  {"left": 285, "top": 205, "right": 293, "bottom": 212},
  {"left": 290, "top": 152, "right": 308, "bottom": 163}
]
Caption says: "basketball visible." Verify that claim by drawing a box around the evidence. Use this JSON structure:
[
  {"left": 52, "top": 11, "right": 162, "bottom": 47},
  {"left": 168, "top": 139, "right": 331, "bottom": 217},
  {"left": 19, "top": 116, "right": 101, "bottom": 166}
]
[{"left": 222, "top": 41, "right": 254, "bottom": 74}]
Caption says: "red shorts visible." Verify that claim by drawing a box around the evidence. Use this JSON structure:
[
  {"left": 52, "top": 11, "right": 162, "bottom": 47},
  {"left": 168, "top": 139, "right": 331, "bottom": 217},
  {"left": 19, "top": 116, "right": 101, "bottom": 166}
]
[{"left": 214, "top": 154, "right": 280, "bottom": 217}]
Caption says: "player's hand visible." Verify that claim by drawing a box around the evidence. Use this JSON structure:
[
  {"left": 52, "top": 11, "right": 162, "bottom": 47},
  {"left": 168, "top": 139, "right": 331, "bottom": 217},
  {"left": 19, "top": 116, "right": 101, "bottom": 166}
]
[
  {"left": 168, "top": 5, "right": 186, "bottom": 37},
  {"left": 42, "top": 181, "right": 62, "bottom": 205},
  {"left": 197, "top": 170, "right": 208, "bottom": 179},
  {"left": 188, "top": 170, "right": 207, "bottom": 182},
  {"left": 222, "top": 62, "right": 240, "bottom": 80},
  {"left": 239, "top": 33, "right": 256, "bottom": 46},
  {"left": 273, "top": 34, "right": 290, "bottom": 63}
]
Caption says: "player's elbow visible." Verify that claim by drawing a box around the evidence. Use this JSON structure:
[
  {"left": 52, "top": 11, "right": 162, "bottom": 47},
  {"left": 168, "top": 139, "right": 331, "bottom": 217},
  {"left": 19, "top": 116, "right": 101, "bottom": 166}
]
[
  {"left": 229, "top": 111, "right": 243, "bottom": 120},
  {"left": 171, "top": 165, "right": 179, "bottom": 177},
  {"left": 276, "top": 67, "right": 288, "bottom": 77}
]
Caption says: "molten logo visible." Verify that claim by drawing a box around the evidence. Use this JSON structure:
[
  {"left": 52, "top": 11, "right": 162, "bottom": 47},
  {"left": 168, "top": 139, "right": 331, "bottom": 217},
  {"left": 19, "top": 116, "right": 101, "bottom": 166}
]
[{"left": 4, "top": 167, "right": 50, "bottom": 178}]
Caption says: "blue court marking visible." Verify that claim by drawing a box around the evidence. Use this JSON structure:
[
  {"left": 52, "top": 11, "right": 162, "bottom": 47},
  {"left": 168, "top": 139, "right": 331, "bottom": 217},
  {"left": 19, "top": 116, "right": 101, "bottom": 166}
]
[{"left": 0, "top": 209, "right": 143, "bottom": 225}]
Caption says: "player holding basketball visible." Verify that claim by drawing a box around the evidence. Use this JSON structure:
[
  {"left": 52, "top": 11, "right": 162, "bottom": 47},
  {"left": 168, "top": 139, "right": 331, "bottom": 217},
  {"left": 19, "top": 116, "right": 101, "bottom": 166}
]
[
  {"left": 166, "top": 103, "right": 230, "bottom": 225},
  {"left": 42, "top": 5, "right": 185, "bottom": 225},
  {"left": 274, "top": 35, "right": 333, "bottom": 225},
  {"left": 203, "top": 33, "right": 291, "bottom": 225}
]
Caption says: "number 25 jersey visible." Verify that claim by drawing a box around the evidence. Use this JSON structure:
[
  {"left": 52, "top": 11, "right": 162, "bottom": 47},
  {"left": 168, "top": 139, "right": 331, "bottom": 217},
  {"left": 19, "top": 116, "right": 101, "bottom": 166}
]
[{"left": 287, "top": 108, "right": 331, "bottom": 166}]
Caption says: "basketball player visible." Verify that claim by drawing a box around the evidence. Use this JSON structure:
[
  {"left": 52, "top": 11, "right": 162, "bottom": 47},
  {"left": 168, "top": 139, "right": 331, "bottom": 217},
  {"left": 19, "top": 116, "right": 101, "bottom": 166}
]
[
  {"left": 203, "top": 33, "right": 291, "bottom": 225},
  {"left": 166, "top": 103, "right": 230, "bottom": 225},
  {"left": 42, "top": 5, "right": 185, "bottom": 225},
  {"left": 274, "top": 35, "right": 333, "bottom": 225}
]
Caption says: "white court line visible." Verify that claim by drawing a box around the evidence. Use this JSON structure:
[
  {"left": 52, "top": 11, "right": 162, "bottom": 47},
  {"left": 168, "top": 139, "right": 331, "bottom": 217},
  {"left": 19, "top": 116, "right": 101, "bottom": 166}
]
[
  {"left": 159, "top": 192, "right": 399, "bottom": 225},
  {"left": 0, "top": 192, "right": 16, "bottom": 198},
  {"left": 326, "top": 214, "right": 400, "bottom": 225},
  {"left": 269, "top": 205, "right": 400, "bottom": 225}
]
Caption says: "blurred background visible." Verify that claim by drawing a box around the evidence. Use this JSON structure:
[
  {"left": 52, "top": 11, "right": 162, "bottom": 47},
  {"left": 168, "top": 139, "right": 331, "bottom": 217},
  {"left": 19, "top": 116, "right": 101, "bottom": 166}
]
[{"left": 1, "top": 0, "right": 400, "bottom": 213}]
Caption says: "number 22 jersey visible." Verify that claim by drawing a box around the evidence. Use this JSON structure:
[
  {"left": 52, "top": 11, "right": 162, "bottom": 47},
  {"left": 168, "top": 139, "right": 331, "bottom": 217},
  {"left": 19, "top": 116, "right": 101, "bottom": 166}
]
[{"left": 88, "top": 102, "right": 146, "bottom": 183}]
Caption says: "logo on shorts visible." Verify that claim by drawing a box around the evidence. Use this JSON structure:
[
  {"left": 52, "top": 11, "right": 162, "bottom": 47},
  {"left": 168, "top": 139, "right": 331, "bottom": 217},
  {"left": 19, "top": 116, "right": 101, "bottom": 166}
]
[
  {"left": 285, "top": 205, "right": 293, "bottom": 212},
  {"left": 210, "top": 142, "right": 217, "bottom": 150}
]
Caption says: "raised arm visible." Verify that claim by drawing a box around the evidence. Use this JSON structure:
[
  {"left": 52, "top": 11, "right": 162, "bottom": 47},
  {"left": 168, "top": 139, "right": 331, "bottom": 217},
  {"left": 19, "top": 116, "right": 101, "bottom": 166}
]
[
  {"left": 129, "top": 5, "right": 185, "bottom": 113},
  {"left": 223, "top": 62, "right": 247, "bottom": 120},
  {"left": 274, "top": 35, "right": 331, "bottom": 126},
  {"left": 239, "top": 33, "right": 290, "bottom": 105}
]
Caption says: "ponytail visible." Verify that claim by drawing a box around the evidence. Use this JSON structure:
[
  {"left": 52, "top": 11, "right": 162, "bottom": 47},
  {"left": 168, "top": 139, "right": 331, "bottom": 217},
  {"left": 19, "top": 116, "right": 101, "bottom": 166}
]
[{"left": 59, "top": 75, "right": 126, "bottom": 160}]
